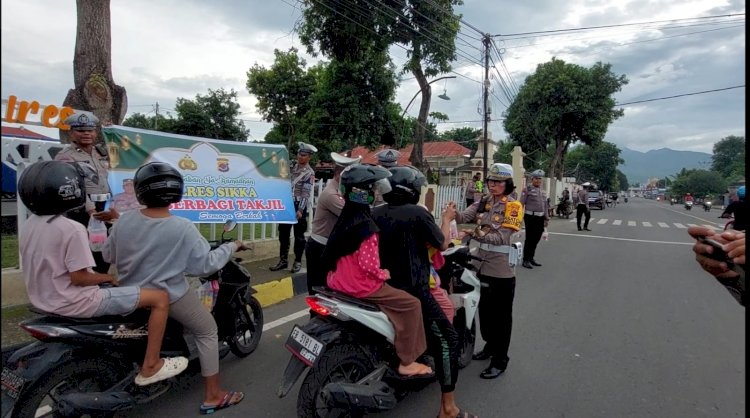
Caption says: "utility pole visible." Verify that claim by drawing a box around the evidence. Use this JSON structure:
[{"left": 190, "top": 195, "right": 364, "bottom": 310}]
[
  {"left": 154, "top": 102, "right": 159, "bottom": 130},
  {"left": 482, "top": 34, "right": 491, "bottom": 179}
]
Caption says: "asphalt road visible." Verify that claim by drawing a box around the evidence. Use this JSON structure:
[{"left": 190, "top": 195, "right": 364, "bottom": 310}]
[{"left": 121, "top": 198, "right": 744, "bottom": 417}]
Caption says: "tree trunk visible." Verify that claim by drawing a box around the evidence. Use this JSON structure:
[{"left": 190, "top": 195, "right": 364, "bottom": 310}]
[
  {"left": 60, "top": 0, "right": 127, "bottom": 144},
  {"left": 409, "top": 66, "right": 431, "bottom": 172}
]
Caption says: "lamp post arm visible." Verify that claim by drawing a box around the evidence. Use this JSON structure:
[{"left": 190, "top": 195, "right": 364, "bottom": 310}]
[{"left": 400, "top": 75, "right": 456, "bottom": 119}]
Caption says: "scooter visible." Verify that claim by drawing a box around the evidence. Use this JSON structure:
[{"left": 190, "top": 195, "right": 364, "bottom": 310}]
[
  {"left": 1, "top": 221, "right": 263, "bottom": 418},
  {"left": 556, "top": 197, "right": 572, "bottom": 219},
  {"left": 277, "top": 245, "right": 482, "bottom": 418},
  {"left": 685, "top": 201, "right": 693, "bottom": 211},
  {"left": 703, "top": 201, "right": 712, "bottom": 211},
  {"left": 670, "top": 198, "right": 676, "bottom": 206}
]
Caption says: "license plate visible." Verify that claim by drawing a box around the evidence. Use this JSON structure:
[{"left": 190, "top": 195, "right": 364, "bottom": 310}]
[
  {"left": 285, "top": 325, "right": 323, "bottom": 366},
  {"left": 1, "top": 368, "right": 25, "bottom": 400}
]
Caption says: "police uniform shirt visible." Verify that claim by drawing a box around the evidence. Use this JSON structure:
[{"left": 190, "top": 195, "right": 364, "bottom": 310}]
[
  {"left": 577, "top": 189, "right": 589, "bottom": 208},
  {"left": 456, "top": 196, "right": 522, "bottom": 278},
  {"left": 291, "top": 162, "right": 315, "bottom": 211},
  {"left": 521, "top": 185, "right": 548, "bottom": 220},
  {"left": 311, "top": 178, "right": 345, "bottom": 242},
  {"left": 54, "top": 145, "right": 111, "bottom": 212}
]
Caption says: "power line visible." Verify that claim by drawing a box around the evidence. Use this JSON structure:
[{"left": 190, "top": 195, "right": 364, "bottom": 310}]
[
  {"left": 493, "top": 13, "right": 745, "bottom": 37},
  {"left": 616, "top": 85, "right": 744, "bottom": 106}
]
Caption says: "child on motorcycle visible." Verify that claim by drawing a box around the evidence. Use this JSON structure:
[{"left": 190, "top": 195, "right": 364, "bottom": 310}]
[
  {"left": 102, "top": 162, "right": 249, "bottom": 414},
  {"left": 323, "top": 164, "right": 433, "bottom": 378},
  {"left": 17, "top": 161, "right": 188, "bottom": 386}
]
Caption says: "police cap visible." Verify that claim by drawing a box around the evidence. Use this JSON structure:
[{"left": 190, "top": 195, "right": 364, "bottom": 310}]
[
  {"left": 65, "top": 111, "right": 99, "bottom": 131},
  {"left": 297, "top": 142, "right": 318, "bottom": 155},
  {"left": 330, "top": 152, "right": 361, "bottom": 167},
  {"left": 376, "top": 149, "right": 400, "bottom": 168}
]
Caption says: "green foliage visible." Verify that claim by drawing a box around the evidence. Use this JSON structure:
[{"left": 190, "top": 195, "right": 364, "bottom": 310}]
[
  {"left": 246, "top": 48, "right": 318, "bottom": 150},
  {"left": 564, "top": 141, "right": 624, "bottom": 191},
  {"left": 438, "top": 127, "right": 481, "bottom": 153},
  {"left": 669, "top": 169, "right": 727, "bottom": 198},
  {"left": 503, "top": 57, "right": 628, "bottom": 179},
  {"left": 711, "top": 135, "right": 745, "bottom": 181},
  {"left": 616, "top": 169, "right": 630, "bottom": 191},
  {"left": 492, "top": 140, "right": 515, "bottom": 164}
]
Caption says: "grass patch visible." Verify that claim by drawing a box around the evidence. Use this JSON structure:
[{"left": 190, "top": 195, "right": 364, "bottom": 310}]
[{"left": 2, "top": 234, "right": 19, "bottom": 269}]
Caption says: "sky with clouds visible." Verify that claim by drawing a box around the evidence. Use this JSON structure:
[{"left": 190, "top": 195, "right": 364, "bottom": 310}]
[{"left": 1, "top": 0, "right": 745, "bottom": 154}]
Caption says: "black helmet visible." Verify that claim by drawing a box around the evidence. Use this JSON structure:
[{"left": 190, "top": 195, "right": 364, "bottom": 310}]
[
  {"left": 133, "top": 162, "right": 184, "bottom": 207},
  {"left": 384, "top": 166, "right": 427, "bottom": 204},
  {"left": 339, "top": 164, "right": 392, "bottom": 205},
  {"left": 18, "top": 161, "right": 86, "bottom": 216}
]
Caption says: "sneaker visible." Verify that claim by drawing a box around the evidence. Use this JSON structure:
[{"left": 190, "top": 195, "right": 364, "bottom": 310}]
[{"left": 270, "top": 260, "right": 288, "bottom": 271}]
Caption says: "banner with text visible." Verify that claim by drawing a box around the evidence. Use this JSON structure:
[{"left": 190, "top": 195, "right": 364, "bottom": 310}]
[{"left": 102, "top": 126, "right": 295, "bottom": 223}]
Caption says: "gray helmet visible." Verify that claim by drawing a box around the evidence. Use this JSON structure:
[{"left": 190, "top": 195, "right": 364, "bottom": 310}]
[
  {"left": 376, "top": 149, "right": 401, "bottom": 168},
  {"left": 339, "top": 164, "right": 392, "bottom": 205},
  {"left": 384, "top": 166, "right": 427, "bottom": 204}
]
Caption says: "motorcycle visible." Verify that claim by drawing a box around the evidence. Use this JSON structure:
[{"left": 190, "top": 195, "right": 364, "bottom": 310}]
[
  {"left": 685, "top": 201, "right": 693, "bottom": 211},
  {"left": 703, "top": 201, "right": 712, "bottom": 211},
  {"left": 556, "top": 197, "right": 572, "bottom": 219},
  {"left": 1, "top": 220, "right": 263, "bottom": 418},
  {"left": 670, "top": 198, "right": 676, "bottom": 206},
  {"left": 277, "top": 245, "right": 482, "bottom": 417}
]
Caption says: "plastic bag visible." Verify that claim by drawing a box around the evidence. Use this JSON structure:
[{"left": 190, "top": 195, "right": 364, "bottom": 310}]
[
  {"left": 542, "top": 228, "right": 549, "bottom": 242},
  {"left": 199, "top": 280, "right": 220, "bottom": 311},
  {"left": 87, "top": 218, "right": 107, "bottom": 252}
]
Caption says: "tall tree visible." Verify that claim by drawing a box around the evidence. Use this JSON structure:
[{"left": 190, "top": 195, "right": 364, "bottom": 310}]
[
  {"left": 711, "top": 135, "right": 745, "bottom": 181},
  {"left": 669, "top": 170, "right": 727, "bottom": 198},
  {"left": 246, "top": 48, "right": 318, "bottom": 150},
  {"left": 171, "top": 88, "right": 249, "bottom": 141},
  {"left": 504, "top": 58, "right": 627, "bottom": 181},
  {"left": 122, "top": 112, "right": 177, "bottom": 132},
  {"left": 616, "top": 169, "right": 630, "bottom": 191},
  {"left": 60, "top": 0, "right": 127, "bottom": 144},
  {"left": 565, "top": 141, "right": 624, "bottom": 191}
]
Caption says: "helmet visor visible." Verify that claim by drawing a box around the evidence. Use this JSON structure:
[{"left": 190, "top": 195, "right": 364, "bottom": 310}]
[{"left": 373, "top": 178, "right": 392, "bottom": 196}]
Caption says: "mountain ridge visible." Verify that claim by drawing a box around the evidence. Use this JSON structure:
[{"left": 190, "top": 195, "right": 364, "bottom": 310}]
[{"left": 618, "top": 147, "right": 711, "bottom": 185}]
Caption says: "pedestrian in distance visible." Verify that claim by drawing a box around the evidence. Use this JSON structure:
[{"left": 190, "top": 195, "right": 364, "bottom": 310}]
[
  {"left": 520, "top": 169, "right": 549, "bottom": 269},
  {"left": 55, "top": 110, "right": 116, "bottom": 273},
  {"left": 465, "top": 173, "right": 482, "bottom": 208},
  {"left": 304, "top": 151, "right": 361, "bottom": 295},
  {"left": 271, "top": 142, "right": 317, "bottom": 273},
  {"left": 687, "top": 226, "right": 745, "bottom": 306},
  {"left": 576, "top": 182, "right": 592, "bottom": 231},
  {"left": 453, "top": 163, "right": 524, "bottom": 380}
]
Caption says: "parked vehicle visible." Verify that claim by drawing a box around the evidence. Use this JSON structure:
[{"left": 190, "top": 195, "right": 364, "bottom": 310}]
[
  {"left": 277, "top": 245, "right": 482, "bottom": 418},
  {"left": 588, "top": 190, "right": 605, "bottom": 210},
  {"left": 1, "top": 221, "right": 263, "bottom": 418},
  {"left": 685, "top": 201, "right": 694, "bottom": 211}
]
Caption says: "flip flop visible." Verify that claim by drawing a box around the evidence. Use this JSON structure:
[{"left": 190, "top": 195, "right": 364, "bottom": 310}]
[
  {"left": 438, "top": 410, "right": 479, "bottom": 418},
  {"left": 200, "top": 391, "right": 245, "bottom": 415}
]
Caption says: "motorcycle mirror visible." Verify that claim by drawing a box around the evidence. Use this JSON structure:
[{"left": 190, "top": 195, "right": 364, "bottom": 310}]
[{"left": 223, "top": 220, "right": 237, "bottom": 232}]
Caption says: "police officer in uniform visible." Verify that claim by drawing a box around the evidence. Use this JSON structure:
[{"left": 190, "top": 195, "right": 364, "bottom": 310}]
[
  {"left": 520, "top": 169, "right": 549, "bottom": 269},
  {"left": 304, "top": 152, "right": 361, "bottom": 294},
  {"left": 54, "top": 110, "right": 114, "bottom": 273},
  {"left": 271, "top": 142, "right": 317, "bottom": 273},
  {"left": 452, "top": 163, "right": 524, "bottom": 379}
]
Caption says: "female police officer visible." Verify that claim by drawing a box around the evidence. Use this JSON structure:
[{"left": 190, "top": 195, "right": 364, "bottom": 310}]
[{"left": 449, "top": 163, "right": 524, "bottom": 379}]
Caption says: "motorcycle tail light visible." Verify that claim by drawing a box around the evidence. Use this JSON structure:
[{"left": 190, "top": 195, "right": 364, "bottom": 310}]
[
  {"left": 19, "top": 324, "right": 78, "bottom": 341},
  {"left": 306, "top": 297, "right": 331, "bottom": 316}
]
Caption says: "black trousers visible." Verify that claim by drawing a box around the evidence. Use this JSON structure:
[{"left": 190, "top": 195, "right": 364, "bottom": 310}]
[
  {"left": 67, "top": 203, "right": 111, "bottom": 274},
  {"left": 278, "top": 205, "right": 308, "bottom": 263},
  {"left": 523, "top": 215, "right": 544, "bottom": 262},
  {"left": 304, "top": 238, "right": 326, "bottom": 294},
  {"left": 576, "top": 204, "right": 590, "bottom": 229},
  {"left": 477, "top": 275, "right": 516, "bottom": 368},
  {"left": 466, "top": 198, "right": 474, "bottom": 209},
  {"left": 409, "top": 286, "right": 459, "bottom": 393}
]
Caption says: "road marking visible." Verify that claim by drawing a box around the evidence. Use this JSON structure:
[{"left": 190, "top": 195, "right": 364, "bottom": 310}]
[
  {"left": 642, "top": 222, "right": 653, "bottom": 227},
  {"left": 597, "top": 218, "right": 608, "bottom": 224},
  {"left": 627, "top": 221, "right": 636, "bottom": 226},
  {"left": 660, "top": 205, "right": 723, "bottom": 226},
  {"left": 658, "top": 222, "right": 670, "bottom": 228},
  {"left": 549, "top": 232, "right": 693, "bottom": 245},
  {"left": 613, "top": 220, "right": 622, "bottom": 225},
  {"left": 263, "top": 309, "right": 310, "bottom": 331},
  {"left": 674, "top": 223, "right": 687, "bottom": 228}
]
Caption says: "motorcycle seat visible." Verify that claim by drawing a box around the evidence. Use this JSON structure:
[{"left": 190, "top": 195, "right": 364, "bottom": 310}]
[
  {"left": 312, "top": 287, "right": 381, "bottom": 312},
  {"left": 28, "top": 306, "right": 150, "bottom": 324}
]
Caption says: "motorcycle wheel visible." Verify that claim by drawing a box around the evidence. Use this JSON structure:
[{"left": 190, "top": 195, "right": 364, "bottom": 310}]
[
  {"left": 228, "top": 295, "right": 264, "bottom": 358},
  {"left": 13, "top": 358, "right": 123, "bottom": 418},
  {"left": 297, "top": 344, "right": 376, "bottom": 418},
  {"left": 456, "top": 314, "right": 476, "bottom": 369}
]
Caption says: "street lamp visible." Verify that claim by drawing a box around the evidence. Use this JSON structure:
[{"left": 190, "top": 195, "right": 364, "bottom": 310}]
[{"left": 398, "top": 76, "right": 456, "bottom": 147}]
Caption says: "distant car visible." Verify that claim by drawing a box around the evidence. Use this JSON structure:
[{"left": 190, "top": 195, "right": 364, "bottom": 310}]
[{"left": 588, "top": 190, "right": 605, "bottom": 210}]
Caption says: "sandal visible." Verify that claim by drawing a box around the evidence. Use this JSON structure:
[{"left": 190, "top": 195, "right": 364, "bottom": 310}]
[
  {"left": 200, "top": 391, "right": 245, "bottom": 415},
  {"left": 134, "top": 356, "right": 189, "bottom": 386},
  {"left": 438, "top": 409, "right": 479, "bottom": 418}
]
